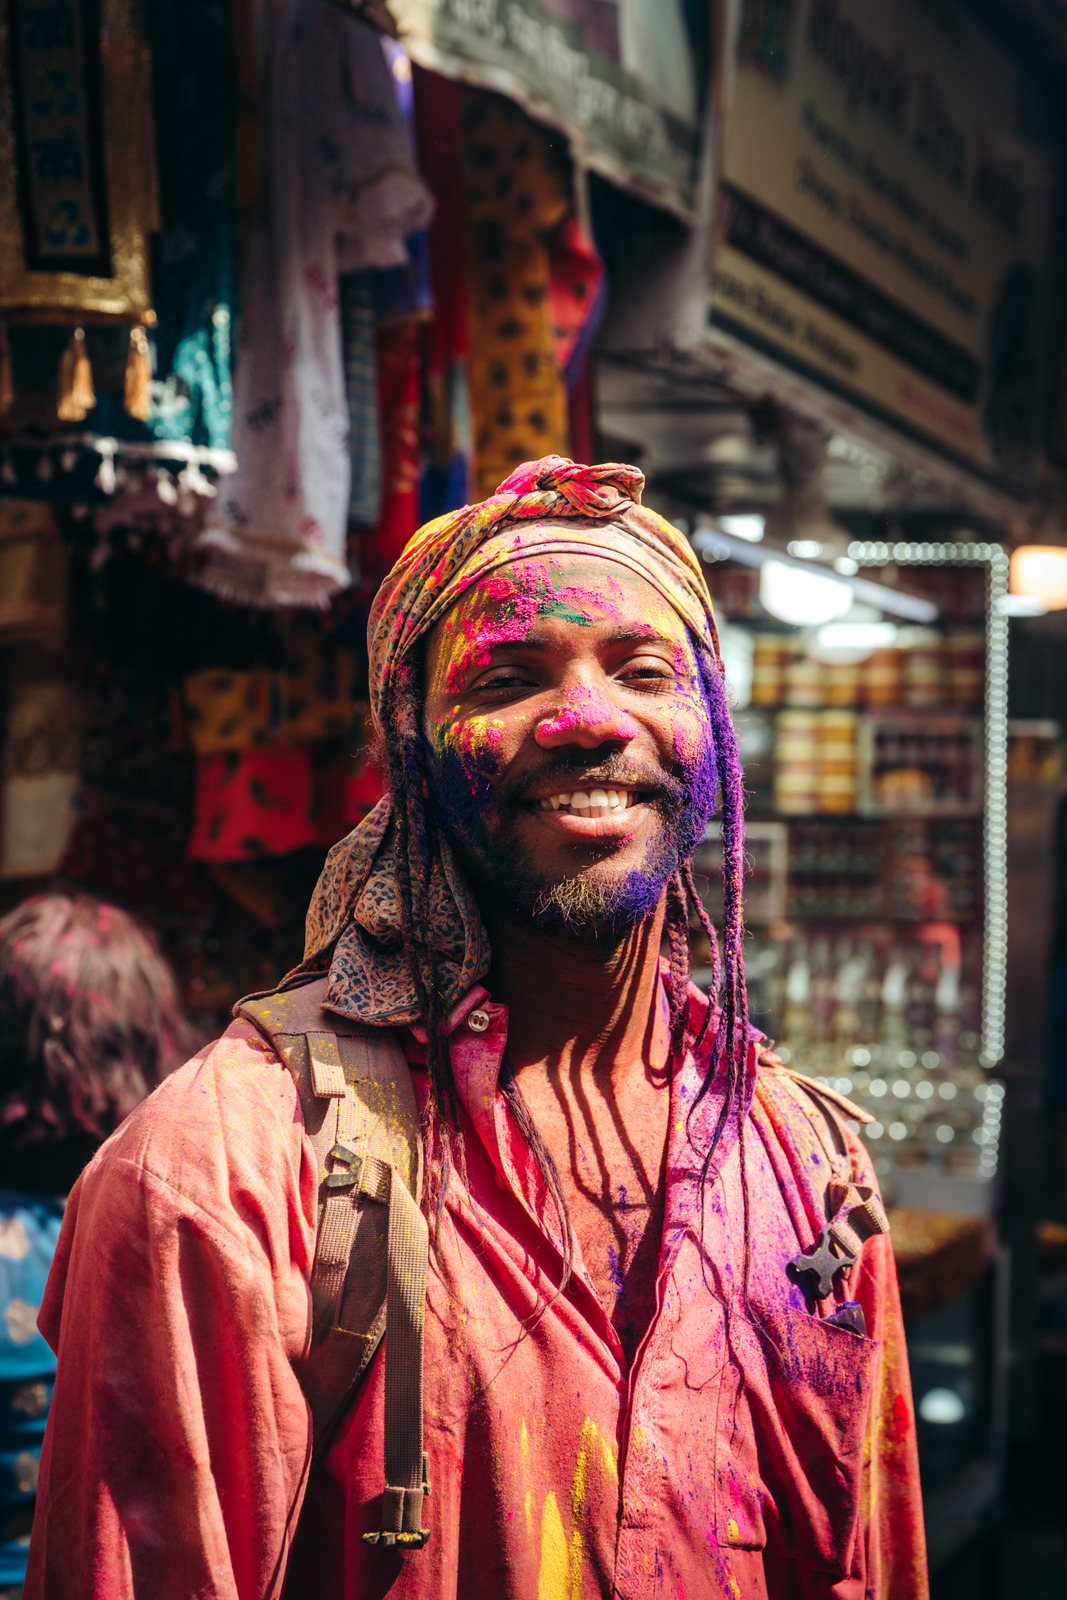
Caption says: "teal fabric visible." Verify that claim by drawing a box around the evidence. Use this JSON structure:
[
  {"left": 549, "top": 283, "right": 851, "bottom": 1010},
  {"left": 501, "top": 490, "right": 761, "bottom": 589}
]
[
  {"left": 0, "top": 1193, "right": 64, "bottom": 1593},
  {"left": 143, "top": 0, "right": 237, "bottom": 450}
]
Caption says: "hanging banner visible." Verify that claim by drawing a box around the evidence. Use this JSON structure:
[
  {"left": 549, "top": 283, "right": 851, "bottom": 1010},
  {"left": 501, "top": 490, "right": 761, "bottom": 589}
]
[
  {"left": 387, "top": 0, "right": 704, "bottom": 220},
  {"left": 0, "top": 0, "right": 158, "bottom": 317},
  {"left": 710, "top": 0, "right": 1058, "bottom": 492}
]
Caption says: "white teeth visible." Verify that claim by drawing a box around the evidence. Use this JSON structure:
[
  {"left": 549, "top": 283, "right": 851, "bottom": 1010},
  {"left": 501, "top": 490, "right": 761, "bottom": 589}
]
[{"left": 539, "top": 787, "right": 635, "bottom": 813}]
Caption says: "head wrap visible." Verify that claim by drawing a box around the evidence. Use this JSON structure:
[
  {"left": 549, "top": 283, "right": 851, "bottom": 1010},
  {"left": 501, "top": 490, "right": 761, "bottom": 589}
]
[
  {"left": 283, "top": 457, "right": 720, "bottom": 1027},
  {"left": 366, "top": 454, "right": 719, "bottom": 734}
]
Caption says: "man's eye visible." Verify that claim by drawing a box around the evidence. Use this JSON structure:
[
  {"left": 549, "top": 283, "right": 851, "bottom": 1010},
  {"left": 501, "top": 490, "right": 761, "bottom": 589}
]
[
  {"left": 621, "top": 663, "right": 674, "bottom": 685},
  {"left": 478, "top": 671, "right": 535, "bottom": 691}
]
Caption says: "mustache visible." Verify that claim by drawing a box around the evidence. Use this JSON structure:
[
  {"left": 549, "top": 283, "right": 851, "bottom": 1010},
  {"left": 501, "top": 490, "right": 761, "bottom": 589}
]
[{"left": 502, "top": 752, "right": 685, "bottom": 805}]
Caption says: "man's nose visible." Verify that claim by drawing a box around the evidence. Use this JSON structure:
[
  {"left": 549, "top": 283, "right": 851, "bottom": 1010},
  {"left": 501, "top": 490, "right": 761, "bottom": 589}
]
[{"left": 534, "top": 685, "right": 639, "bottom": 749}]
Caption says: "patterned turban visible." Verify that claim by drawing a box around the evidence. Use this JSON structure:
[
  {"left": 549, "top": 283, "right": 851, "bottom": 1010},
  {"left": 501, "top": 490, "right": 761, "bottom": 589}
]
[
  {"left": 282, "top": 456, "right": 720, "bottom": 1026},
  {"left": 366, "top": 454, "right": 720, "bottom": 733}
]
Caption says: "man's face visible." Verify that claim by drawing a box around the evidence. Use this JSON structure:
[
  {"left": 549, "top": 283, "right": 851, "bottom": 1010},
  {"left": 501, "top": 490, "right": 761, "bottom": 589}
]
[{"left": 421, "top": 550, "right": 719, "bottom": 939}]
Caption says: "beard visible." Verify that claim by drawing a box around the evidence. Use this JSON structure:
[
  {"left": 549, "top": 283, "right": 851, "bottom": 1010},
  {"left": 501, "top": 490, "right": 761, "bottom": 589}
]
[{"left": 425, "top": 741, "right": 717, "bottom": 944}]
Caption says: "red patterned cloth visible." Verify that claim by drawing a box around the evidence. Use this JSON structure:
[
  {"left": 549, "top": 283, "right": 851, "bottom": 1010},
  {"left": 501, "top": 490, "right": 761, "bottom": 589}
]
[
  {"left": 188, "top": 748, "right": 315, "bottom": 861},
  {"left": 351, "top": 319, "right": 422, "bottom": 599}
]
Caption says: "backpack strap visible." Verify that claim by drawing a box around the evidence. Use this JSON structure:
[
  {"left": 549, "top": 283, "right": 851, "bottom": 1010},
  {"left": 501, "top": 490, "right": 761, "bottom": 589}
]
[{"left": 235, "top": 978, "right": 432, "bottom": 1549}]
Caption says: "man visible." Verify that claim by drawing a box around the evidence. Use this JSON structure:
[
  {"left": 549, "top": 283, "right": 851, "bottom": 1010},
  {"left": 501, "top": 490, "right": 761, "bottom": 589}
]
[{"left": 26, "top": 457, "right": 927, "bottom": 1599}]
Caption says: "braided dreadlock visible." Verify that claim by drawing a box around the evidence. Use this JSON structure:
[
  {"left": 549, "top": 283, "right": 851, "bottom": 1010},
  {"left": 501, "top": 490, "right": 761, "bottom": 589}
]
[{"left": 379, "top": 634, "right": 750, "bottom": 1282}]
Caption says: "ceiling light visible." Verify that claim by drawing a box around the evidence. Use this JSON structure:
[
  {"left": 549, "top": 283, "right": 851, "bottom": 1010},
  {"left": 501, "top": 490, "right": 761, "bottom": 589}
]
[
  {"left": 760, "top": 560, "right": 853, "bottom": 626},
  {"left": 1010, "top": 545, "right": 1067, "bottom": 611},
  {"left": 718, "top": 513, "right": 764, "bottom": 542},
  {"left": 809, "top": 621, "right": 897, "bottom": 664},
  {"left": 787, "top": 539, "right": 823, "bottom": 559},
  {"left": 997, "top": 593, "right": 1047, "bottom": 617},
  {"left": 918, "top": 1388, "right": 966, "bottom": 1426}
]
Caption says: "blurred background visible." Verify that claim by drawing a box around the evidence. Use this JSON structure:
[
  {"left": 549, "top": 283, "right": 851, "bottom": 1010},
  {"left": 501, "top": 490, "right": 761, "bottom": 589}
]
[{"left": 2, "top": 0, "right": 1067, "bottom": 1593}]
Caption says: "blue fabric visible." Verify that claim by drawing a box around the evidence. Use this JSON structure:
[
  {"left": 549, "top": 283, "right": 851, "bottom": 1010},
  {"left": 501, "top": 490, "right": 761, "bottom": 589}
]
[{"left": 0, "top": 1193, "right": 63, "bottom": 1591}]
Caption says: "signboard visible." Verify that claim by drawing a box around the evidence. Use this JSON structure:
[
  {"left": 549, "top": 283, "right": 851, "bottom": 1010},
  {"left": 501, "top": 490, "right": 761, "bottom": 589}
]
[
  {"left": 710, "top": 0, "right": 1058, "bottom": 491},
  {"left": 388, "top": 0, "right": 704, "bottom": 220}
]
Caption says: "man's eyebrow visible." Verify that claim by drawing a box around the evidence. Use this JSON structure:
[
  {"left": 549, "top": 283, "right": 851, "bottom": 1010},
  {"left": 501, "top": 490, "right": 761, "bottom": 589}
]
[
  {"left": 475, "top": 625, "right": 676, "bottom": 653},
  {"left": 602, "top": 626, "right": 676, "bottom": 647}
]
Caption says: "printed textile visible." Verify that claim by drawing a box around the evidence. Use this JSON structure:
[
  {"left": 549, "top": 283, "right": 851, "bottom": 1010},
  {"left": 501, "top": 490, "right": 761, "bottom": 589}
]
[
  {"left": 143, "top": 0, "right": 236, "bottom": 450},
  {"left": 0, "top": 1192, "right": 64, "bottom": 1593},
  {"left": 462, "top": 92, "right": 570, "bottom": 500},
  {"left": 199, "top": 0, "right": 432, "bottom": 608},
  {"left": 413, "top": 66, "right": 470, "bottom": 519},
  {"left": 188, "top": 748, "right": 315, "bottom": 862}
]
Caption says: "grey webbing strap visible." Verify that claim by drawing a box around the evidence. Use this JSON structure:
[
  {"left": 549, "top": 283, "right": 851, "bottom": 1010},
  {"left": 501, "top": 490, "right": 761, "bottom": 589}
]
[
  {"left": 311, "top": 1072, "right": 365, "bottom": 1332},
  {"left": 362, "top": 1170, "right": 431, "bottom": 1549}
]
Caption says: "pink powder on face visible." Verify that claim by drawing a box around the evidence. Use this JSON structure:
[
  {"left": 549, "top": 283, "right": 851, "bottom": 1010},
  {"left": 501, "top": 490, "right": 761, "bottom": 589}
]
[
  {"left": 536, "top": 684, "right": 639, "bottom": 742},
  {"left": 445, "top": 567, "right": 546, "bottom": 691}
]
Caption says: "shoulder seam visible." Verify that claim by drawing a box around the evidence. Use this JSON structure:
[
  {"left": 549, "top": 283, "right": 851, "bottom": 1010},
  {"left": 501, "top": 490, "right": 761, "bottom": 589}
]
[{"left": 786, "top": 1068, "right": 873, "bottom": 1125}]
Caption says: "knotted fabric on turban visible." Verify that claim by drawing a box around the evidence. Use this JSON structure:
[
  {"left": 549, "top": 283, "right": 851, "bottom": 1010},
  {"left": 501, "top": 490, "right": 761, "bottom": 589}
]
[{"left": 277, "top": 456, "right": 721, "bottom": 1027}]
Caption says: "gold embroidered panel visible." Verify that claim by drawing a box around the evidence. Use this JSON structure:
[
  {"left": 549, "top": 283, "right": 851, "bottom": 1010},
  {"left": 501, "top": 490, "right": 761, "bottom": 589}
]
[{"left": 0, "top": 0, "right": 158, "bottom": 317}]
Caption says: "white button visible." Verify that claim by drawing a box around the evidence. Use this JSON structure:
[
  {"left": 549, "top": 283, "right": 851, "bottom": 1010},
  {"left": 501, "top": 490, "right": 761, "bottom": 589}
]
[{"left": 467, "top": 1008, "right": 490, "bottom": 1033}]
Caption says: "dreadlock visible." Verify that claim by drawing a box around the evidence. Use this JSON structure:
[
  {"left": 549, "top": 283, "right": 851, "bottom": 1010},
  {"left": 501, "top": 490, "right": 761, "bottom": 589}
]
[{"left": 380, "top": 633, "right": 750, "bottom": 1293}]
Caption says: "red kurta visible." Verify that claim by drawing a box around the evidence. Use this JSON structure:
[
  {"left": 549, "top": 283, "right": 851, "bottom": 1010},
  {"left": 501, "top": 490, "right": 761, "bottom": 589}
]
[{"left": 26, "top": 984, "right": 927, "bottom": 1599}]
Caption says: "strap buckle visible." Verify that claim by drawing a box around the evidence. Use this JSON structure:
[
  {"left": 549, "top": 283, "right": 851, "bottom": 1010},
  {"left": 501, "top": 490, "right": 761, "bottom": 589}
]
[{"left": 325, "top": 1142, "right": 366, "bottom": 1190}]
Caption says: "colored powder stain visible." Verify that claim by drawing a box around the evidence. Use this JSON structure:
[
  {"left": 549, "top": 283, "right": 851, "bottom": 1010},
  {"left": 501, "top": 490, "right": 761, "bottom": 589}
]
[
  {"left": 568, "top": 1420, "right": 594, "bottom": 1598},
  {"left": 536, "top": 684, "right": 639, "bottom": 742},
  {"left": 606, "top": 1243, "right": 624, "bottom": 1295},
  {"left": 443, "top": 562, "right": 637, "bottom": 692},
  {"left": 525, "top": 1489, "right": 534, "bottom": 1538},
  {"left": 537, "top": 1492, "right": 570, "bottom": 1600}
]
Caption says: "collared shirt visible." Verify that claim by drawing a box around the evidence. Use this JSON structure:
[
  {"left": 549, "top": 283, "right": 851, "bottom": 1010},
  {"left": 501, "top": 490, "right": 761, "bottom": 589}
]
[{"left": 25, "top": 984, "right": 926, "bottom": 1600}]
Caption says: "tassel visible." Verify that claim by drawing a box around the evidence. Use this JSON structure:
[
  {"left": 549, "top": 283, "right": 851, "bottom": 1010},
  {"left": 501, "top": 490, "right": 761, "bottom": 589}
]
[
  {"left": 0, "top": 319, "right": 14, "bottom": 414},
  {"left": 124, "top": 324, "right": 152, "bottom": 421},
  {"left": 57, "top": 327, "right": 96, "bottom": 422}
]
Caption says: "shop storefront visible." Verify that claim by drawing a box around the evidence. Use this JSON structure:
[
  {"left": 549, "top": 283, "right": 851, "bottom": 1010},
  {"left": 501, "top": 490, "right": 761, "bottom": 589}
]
[{"left": 594, "top": 0, "right": 1067, "bottom": 1574}]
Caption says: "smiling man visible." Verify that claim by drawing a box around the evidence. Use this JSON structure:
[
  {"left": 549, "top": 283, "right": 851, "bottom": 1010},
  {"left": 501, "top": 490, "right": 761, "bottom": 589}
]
[{"left": 27, "top": 458, "right": 927, "bottom": 1600}]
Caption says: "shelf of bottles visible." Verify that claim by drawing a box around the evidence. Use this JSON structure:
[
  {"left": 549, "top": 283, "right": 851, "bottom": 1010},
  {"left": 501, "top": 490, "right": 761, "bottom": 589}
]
[{"left": 694, "top": 543, "right": 1008, "bottom": 1192}]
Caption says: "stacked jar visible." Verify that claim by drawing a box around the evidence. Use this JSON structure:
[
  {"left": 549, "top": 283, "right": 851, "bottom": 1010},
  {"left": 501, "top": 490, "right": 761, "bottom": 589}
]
[
  {"left": 775, "top": 711, "right": 820, "bottom": 813},
  {"left": 945, "top": 630, "right": 984, "bottom": 707},
  {"left": 817, "top": 711, "right": 859, "bottom": 813},
  {"left": 751, "top": 634, "right": 789, "bottom": 707},
  {"left": 900, "top": 628, "right": 943, "bottom": 707}
]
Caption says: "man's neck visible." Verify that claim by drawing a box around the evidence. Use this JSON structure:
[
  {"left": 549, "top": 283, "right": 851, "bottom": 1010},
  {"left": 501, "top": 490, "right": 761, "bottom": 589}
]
[{"left": 480, "top": 897, "right": 671, "bottom": 1081}]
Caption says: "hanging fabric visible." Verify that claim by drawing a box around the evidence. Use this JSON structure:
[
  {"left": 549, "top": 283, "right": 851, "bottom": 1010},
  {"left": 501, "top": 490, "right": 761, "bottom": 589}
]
[
  {"left": 460, "top": 91, "right": 570, "bottom": 501},
  {"left": 412, "top": 66, "right": 470, "bottom": 521},
  {"left": 340, "top": 274, "right": 382, "bottom": 530},
  {"left": 199, "top": 0, "right": 433, "bottom": 608},
  {"left": 133, "top": 0, "right": 237, "bottom": 450}
]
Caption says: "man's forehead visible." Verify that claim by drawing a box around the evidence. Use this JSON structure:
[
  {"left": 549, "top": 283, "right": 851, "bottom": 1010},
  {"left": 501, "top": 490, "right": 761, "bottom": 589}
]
[{"left": 442, "top": 548, "right": 688, "bottom": 630}]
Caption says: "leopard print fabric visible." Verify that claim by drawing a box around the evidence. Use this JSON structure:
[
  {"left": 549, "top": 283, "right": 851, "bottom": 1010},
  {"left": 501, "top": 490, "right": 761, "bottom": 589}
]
[{"left": 278, "top": 796, "right": 491, "bottom": 1027}]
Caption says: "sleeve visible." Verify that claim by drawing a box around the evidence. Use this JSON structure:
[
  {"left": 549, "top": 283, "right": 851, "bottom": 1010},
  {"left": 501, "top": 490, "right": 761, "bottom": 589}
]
[
  {"left": 846, "top": 1133, "right": 929, "bottom": 1600},
  {"left": 24, "top": 1047, "right": 318, "bottom": 1600}
]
